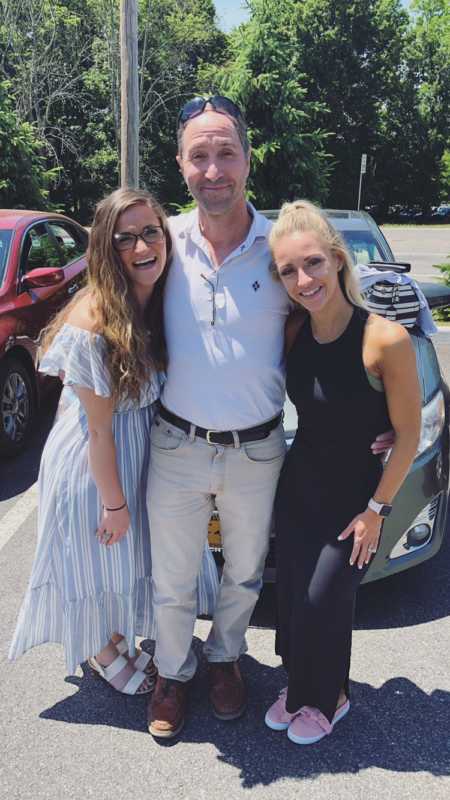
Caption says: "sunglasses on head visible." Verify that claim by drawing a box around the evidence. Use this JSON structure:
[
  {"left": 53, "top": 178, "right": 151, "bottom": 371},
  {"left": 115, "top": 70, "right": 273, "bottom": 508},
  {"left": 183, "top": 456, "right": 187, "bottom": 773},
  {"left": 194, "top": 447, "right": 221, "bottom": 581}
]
[{"left": 177, "top": 95, "right": 245, "bottom": 127}]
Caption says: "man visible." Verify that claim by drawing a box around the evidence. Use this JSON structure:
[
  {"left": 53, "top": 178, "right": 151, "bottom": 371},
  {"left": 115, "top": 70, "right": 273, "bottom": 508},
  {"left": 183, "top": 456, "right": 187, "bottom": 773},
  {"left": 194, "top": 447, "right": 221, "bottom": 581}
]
[
  {"left": 146, "top": 95, "right": 391, "bottom": 738},
  {"left": 147, "top": 96, "right": 289, "bottom": 738}
]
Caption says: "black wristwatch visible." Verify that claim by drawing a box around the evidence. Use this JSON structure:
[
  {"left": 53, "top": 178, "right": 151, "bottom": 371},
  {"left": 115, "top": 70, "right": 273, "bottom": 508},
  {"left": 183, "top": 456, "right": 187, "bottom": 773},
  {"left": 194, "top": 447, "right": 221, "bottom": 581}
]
[{"left": 368, "top": 497, "right": 392, "bottom": 518}]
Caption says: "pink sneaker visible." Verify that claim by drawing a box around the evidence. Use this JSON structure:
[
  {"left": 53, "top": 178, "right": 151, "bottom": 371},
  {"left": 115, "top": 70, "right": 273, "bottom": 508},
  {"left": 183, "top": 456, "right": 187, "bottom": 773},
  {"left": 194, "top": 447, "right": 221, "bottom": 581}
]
[
  {"left": 265, "top": 687, "right": 300, "bottom": 731},
  {"left": 287, "top": 700, "right": 350, "bottom": 745}
]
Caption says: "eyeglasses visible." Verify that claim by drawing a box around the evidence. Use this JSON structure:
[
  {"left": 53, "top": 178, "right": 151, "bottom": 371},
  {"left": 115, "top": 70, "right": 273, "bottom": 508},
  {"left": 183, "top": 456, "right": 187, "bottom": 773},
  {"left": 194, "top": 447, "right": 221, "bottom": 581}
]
[
  {"left": 112, "top": 225, "right": 165, "bottom": 252},
  {"left": 177, "top": 95, "right": 245, "bottom": 127}
]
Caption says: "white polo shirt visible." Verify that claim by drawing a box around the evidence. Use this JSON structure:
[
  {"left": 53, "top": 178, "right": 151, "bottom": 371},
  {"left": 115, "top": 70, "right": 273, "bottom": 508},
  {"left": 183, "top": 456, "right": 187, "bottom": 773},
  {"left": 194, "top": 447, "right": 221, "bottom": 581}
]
[{"left": 162, "top": 205, "right": 290, "bottom": 430}]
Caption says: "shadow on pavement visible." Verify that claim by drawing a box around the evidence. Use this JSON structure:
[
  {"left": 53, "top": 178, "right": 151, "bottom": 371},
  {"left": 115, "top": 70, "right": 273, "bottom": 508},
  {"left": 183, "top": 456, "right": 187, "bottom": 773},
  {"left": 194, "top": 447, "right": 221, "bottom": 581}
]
[
  {"left": 250, "top": 517, "right": 450, "bottom": 632},
  {"left": 40, "top": 640, "right": 450, "bottom": 785},
  {"left": 355, "top": 529, "right": 450, "bottom": 631},
  {"left": 40, "top": 663, "right": 150, "bottom": 734},
  {"left": 0, "top": 387, "right": 60, "bottom": 501}
]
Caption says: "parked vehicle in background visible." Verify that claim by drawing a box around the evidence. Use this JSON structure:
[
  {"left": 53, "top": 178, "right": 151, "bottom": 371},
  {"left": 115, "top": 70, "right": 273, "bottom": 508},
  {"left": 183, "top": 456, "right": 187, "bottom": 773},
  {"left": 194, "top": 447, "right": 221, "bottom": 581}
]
[
  {"left": 431, "top": 204, "right": 450, "bottom": 222},
  {"left": 208, "top": 209, "right": 450, "bottom": 583},
  {"left": 385, "top": 203, "right": 450, "bottom": 224},
  {"left": 0, "top": 210, "right": 87, "bottom": 456}
]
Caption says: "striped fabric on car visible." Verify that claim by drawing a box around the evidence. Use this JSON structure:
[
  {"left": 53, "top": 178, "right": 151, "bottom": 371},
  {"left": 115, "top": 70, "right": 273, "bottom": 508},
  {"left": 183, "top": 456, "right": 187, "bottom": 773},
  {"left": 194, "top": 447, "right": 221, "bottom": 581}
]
[{"left": 364, "top": 281, "right": 421, "bottom": 327}]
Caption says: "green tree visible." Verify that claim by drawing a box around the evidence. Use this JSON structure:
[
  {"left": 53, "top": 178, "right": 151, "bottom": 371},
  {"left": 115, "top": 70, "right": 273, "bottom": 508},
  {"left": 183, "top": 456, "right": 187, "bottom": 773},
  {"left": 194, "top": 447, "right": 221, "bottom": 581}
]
[
  {"left": 0, "top": 81, "right": 51, "bottom": 207},
  {"left": 0, "top": 1, "right": 94, "bottom": 159},
  {"left": 0, "top": 0, "right": 114, "bottom": 218},
  {"left": 291, "top": 0, "right": 410, "bottom": 210},
  {"left": 439, "top": 150, "right": 450, "bottom": 201},
  {"left": 138, "top": 0, "right": 227, "bottom": 207},
  {"left": 0, "top": 0, "right": 227, "bottom": 217},
  {"left": 374, "top": 0, "right": 450, "bottom": 215},
  {"left": 199, "top": 0, "right": 331, "bottom": 208},
  {"left": 408, "top": 0, "right": 450, "bottom": 208}
]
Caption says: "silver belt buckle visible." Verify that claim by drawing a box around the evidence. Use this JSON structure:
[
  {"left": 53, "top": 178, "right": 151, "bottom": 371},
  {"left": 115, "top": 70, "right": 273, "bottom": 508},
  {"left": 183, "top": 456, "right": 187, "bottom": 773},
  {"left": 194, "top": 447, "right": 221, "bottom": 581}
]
[{"left": 206, "top": 429, "right": 219, "bottom": 444}]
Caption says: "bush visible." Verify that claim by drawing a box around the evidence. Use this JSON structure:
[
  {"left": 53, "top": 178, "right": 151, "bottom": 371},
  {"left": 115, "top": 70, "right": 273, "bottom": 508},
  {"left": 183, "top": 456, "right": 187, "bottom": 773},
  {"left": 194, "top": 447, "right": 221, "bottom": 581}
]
[{"left": 432, "top": 257, "right": 450, "bottom": 322}]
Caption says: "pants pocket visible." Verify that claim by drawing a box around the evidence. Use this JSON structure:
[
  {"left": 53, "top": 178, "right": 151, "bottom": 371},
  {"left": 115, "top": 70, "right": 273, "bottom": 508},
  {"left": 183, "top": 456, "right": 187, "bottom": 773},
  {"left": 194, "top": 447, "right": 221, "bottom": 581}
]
[
  {"left": 242, "top": 426, "right": 287, "bottom": 464},
  {"left": 150, "top": 416, "right": 187, "bottom": 452}
]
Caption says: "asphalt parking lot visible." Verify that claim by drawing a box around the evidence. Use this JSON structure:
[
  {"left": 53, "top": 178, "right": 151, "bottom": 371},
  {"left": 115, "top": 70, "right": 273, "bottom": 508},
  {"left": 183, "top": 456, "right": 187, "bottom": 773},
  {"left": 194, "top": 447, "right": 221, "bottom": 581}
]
[
  {"left": 381, "top": 225, "right": 449, "bottom": 282},
  {"left": 1, "top": 227, "right": 450, "bottom": 800}
]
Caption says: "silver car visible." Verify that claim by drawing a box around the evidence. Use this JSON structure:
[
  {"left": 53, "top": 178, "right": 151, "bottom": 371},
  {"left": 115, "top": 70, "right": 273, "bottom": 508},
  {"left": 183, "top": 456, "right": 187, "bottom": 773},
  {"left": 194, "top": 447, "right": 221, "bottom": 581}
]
[{"left": 208, "top": 210, "right": 450, "bottom": 583}]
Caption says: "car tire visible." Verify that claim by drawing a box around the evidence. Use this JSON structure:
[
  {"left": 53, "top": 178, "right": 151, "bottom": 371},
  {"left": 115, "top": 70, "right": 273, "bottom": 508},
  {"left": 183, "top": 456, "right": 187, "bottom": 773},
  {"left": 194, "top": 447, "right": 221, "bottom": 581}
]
[{"left": 0, "top": 357, "right": 36, "bottom": 457}]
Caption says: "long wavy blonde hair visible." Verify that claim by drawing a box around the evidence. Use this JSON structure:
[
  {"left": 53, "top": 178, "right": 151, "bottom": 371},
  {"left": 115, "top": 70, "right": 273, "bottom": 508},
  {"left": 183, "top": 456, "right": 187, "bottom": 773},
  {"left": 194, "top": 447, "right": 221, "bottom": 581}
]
[
  {"left": 41, "top": 188, "right": 172, "bottom": 402},
  {"left": 269, "top": 199, "right": 366, "bottom": 309}
]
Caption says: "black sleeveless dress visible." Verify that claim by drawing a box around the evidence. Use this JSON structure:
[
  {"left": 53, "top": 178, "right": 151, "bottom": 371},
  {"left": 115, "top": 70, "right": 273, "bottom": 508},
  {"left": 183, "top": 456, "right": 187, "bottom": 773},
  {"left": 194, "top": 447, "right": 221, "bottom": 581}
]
[{"left": 274, "top": 308, "right": 391, "bottom": 721}]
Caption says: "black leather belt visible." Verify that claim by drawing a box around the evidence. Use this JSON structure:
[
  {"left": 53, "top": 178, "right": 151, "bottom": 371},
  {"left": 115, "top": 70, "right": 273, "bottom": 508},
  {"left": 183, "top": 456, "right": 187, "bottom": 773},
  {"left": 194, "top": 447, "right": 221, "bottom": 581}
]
[{"left": 158, "top": 405, "right": 282, "bottom": 446}]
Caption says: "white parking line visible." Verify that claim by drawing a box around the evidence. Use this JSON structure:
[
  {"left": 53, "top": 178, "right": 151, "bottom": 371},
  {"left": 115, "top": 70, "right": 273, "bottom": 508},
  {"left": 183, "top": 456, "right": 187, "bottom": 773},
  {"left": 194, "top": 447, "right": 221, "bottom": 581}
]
[{"left": 0, "top": 484, "right": 38, "bottom": 555}]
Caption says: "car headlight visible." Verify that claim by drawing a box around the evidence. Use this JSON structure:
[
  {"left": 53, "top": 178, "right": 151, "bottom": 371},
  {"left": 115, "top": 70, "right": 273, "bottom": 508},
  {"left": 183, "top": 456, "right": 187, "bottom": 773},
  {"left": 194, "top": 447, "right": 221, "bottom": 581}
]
[{"left": 416, "top": 390, "right": 445, "bottom": 457}]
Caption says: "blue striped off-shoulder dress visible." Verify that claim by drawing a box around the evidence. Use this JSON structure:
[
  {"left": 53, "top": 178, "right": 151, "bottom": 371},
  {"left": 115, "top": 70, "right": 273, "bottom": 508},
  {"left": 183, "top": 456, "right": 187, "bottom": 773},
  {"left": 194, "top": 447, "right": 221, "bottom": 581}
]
[{"left": 9, "top": 324, "right": 218, "bottom": 673}]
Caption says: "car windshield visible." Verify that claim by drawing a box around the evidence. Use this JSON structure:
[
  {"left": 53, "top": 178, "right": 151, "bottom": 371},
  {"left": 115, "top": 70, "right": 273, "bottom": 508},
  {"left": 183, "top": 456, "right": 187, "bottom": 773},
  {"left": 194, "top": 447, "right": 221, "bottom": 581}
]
[
  {"left": 339, "top": 230, "right": 386, "bottom": 265},
  {"left": 0, "top": 230, "right": 12, "bottom": 286}
]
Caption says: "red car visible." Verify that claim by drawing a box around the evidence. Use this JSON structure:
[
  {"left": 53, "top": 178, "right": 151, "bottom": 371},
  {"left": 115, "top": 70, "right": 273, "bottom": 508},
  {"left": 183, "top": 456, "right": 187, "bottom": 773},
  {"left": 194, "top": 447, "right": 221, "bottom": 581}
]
[{"left": 0, "top": 210, "right": 88, "bottom": 456}]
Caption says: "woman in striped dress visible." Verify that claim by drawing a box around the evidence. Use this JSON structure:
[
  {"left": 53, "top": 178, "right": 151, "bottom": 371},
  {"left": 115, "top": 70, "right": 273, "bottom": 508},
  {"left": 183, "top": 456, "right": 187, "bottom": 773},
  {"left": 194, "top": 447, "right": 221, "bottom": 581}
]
[{"left": 9, "top": 188, "right": 218, "bottom": 695}]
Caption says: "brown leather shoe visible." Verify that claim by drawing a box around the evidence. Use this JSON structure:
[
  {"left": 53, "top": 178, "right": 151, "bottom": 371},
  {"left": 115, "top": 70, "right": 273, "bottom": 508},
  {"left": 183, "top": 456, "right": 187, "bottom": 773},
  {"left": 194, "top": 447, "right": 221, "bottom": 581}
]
[
  {"left": 147, "top": 675, "right": 190, "bottom": 738},
  {"left": 208, "top": 661, "right": 247, "bottom": 720}
]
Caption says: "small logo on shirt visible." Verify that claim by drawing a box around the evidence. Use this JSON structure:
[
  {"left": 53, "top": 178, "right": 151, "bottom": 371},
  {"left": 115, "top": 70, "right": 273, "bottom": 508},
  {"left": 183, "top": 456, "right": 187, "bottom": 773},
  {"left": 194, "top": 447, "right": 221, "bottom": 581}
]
[{"left": 252, "top": 281, "right": 260, "bottom": 292}]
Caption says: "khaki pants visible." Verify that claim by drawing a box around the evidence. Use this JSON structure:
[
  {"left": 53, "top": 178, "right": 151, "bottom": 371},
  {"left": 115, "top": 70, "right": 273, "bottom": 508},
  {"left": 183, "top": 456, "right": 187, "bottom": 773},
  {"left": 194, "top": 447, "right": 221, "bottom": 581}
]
[{"left": 147, "top": 414, "right": 286, "bottom": 681}]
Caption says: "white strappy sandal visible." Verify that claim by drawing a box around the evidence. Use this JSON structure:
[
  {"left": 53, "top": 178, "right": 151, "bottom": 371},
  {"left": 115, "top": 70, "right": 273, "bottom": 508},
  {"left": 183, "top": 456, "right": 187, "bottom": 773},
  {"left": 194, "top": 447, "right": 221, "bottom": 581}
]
[
  {"left": 114, "top": 637, "right": 157, "bottom": 683},
  {"left": 88, "top": 653, "right": 153, "bottom": 695}
]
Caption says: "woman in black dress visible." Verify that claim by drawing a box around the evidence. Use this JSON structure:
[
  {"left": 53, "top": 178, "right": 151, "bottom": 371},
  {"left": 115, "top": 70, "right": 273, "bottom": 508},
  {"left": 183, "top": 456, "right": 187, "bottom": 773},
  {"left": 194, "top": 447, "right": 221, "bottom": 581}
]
[{"left": 265, "top": 200, "right": 421, "bottom": 745}]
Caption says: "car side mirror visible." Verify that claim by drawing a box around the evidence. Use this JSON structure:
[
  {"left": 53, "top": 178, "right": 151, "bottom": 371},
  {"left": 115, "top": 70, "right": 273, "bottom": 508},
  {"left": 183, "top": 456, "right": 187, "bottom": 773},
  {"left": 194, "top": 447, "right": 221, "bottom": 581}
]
[{"left": 21, "top": 267, "right": 65, "bottom": 289}]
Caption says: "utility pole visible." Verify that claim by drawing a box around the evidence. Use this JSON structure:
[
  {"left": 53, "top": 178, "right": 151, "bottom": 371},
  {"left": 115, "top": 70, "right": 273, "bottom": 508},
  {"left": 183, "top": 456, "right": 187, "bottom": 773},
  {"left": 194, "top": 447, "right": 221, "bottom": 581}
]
[{"left": 120, "top": 0, "right": 139, "bottom": 188}]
